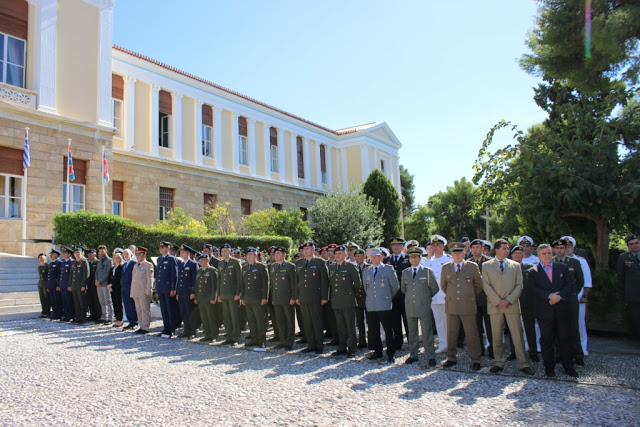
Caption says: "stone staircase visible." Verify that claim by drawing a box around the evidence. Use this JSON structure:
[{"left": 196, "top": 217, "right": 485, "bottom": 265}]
[{"left": 0, "top": 254, "right": 41, "bottom": 321}]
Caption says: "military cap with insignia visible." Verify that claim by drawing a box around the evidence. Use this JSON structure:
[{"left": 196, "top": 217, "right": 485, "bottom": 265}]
[
  {"left": 510, "top": 245, "right": 524, "bottom": 255},
  {"left": 113, "top": 247, "right": 123, "bottom": 254},
  {"left": 355, "top": 248, "right": 365, "bottom": 255},
  {"left": 390, "top": 237, "right": 406, "bottom": 245},
  {"left": 326, "top": 243, "right": 338, "bottom": 249},
  {"left": 626, "top": 233, "right": 639, "bottom": 243},
  {"left": 345, "top": 241, "right": 360, "bottom": 250},
  {"left": 197, "top": 253, "right": 210, "bottom": 260},
  {"left": 407, "top": 246, "right": 422, "bottom": 256},
  {"left": 64, "top": 246, "right": 74, "bottom": 254},
  {"left": 481, "top": 240, "right": 493, "bottom": 250},
  {"left": 301, "top": 241, "right": 316, "bottom": 248},
  {"left": 424, "top": 241, "right": 432, "bottom": 248},
  {"left": 334, "top": 245, "right": 347, "bottom": 253},
  {"left": 274, "top": 246, "right": 288, "bottom": 254},
  {"left": 267, "top": 246, "right": 277, "bottom": 255},
  {"left": 170, "top": 243, "right": 180, "bottom": 252},
  {"left": 232, "top": 248, "right": 241, "bottom": 255},
  {"left": 221, "top": 243, "right": 232, "bottom": 249},
  {"left": 561, "top": 235, "right": 576, "bottom": 247},
  {"left": 430, "top": 235, "right": 448, "bottom": 246},
  {"left": 159, "top": 241, "right": 172, "bottom": 248},
  {"left": 50, "top": 248, "right": 61, "bottom": 256},
  {"left": 87, "top": 249, "right": 96, "bottom": 254},
  {"left": 551, "top": 239, "right": 566, "bottom": 247},
  {"left": 73, "top": 246, "right": 84, "bottom": 253},
  {"left": 211, "top": 246, "right": 220, "bottom": 253},
  {"left": 364, "top": 244, "right": 376, "bottom": 250},
  {"left": 179, "top": 244, "right": 191, "bottom": 252},
  {"left": 38, "top": 253, "right": 46, "bottom": 258},
  {"left": 244, "top": 246, "right": 257, "bottom": 254},
  {"left": 516, "top": 236, "right": 534, "bottom": 246},
  {"left": 368, "top": 247, "right": 382, "bottom": 256},
  {"left": 449, "top": 242, "right": 466, "bottom": 252},
  {"left": 319, "top": 246, "right": 328, "bottom": 253},
  {"left": 379, "top": 247, "right": 390, "bottom": 257},
  {"left": 460, "top": 237, "right": 470, "bottom": 243},
  {"left": 404, "top": 239, "right": 419, "bottom": 249},
  {"left": 135, "top": 246, "right": 148, "bottom": 254},
  {"left": 203, "top": 244, "right": 213, "bottom": 250},
  {"left": 470, "top": 239, "right": 483, "bottom": 247}
]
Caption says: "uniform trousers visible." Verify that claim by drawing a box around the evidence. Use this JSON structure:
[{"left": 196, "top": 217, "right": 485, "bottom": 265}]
[
  {"left": 48, "top": 287, "right": 62, "bottom": 318},
  {"left": 333, "top": 306, "right": 356, "bottom": 353},
  {"left": 86, "top": 283, "right": 101, "bottom": 321},
  {"left": 157, "top": 291, "right": 175, "bottom": 333},
  {"left": 407, "top": 313, "right": 435, "bottom": 359},
  {"left": 71, "top": 289, "right": 87, "bottom": 321},
  {"left": 476, "top": 303, "right": 492, "bottom": 351},
  {"left": 521, "top": 305, "right": 538, "bottom": 354},
  {"left": 97, "top": 285, "right": 113, "bottom": 321},
  {"left": 121, "top": 285, "right": 138, "bottom": 325},
  {"left": 38, "top": 283, "right": 50, "bottom": 316},
  {"left": 392, "top": 293, "right": 408, "bottom": 347},
  {"left": 355, "top": 307, "right": 367, "bottom": 345},
  {"left": 432, "top": 303, "right": 448, "bottom": 350},
  {"left": 198, "top": 301, "right": 218, "bottom": 339},
  {"left": 367, "top": 310, "right": 395, "bottom": 357},
  {"left": 177, "top": 295, "right": 195, "bottom": 335},
  {"left": 300, "top": 302, "right": 324, "bottom": 350},
  {"left": 133, "top": 296, "right": 151, "bottom": 331},
  {"left": 446, "top": 314, "right": 481, "bottom": 363},
  {"left": 274, "top": 304, "right": 295, "bottom": 347},
  {"left": 295, "top": 304, "right": 305, "bottom": 338},
  {"left": 221, "top": 298, "right": 241, "bottom": 342},
  {"left": 490, "top": 312, "right": 530, "bottom": 369},
  {"left": 60, "top": 286, "right": 75, "bottom": 320},
  {"left": 245, "top": 302, "right": 266, "bottom": 345}
]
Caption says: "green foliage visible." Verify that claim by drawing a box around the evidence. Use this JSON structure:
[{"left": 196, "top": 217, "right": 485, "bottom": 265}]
[
  {"left": 202, "top": 202, "right": 236, "bottom": 235},
  {"left": 362, "top": 169, "right": 401, "bottom": 245},
  {"left": 150, "top": 207, "right": 208, "bottom": 236},
  {"left": 52, "top": 211, "right": 292, "bottom": 258},
  {"left": 399, "top": 164, "right": 416, "bottom": 217},
  {"left": 308, "top": 189, "right": 384, "bottom": 247},
  {"left": 520, "top": 0, "right": 640, "bottom": 91},
  {"left": 588, "top": 269, "right": 633, "bottom": 333},
  {"left": 240, "top": 208, "right": 313, "bottom": 246},
  {"left": 403, "top": 204, "right": 431, "bottom": 244}
]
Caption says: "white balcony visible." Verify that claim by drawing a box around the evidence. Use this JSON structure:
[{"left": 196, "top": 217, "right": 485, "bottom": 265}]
[{"left": 0, "top": 82, "right": 37, "bottom": 109}]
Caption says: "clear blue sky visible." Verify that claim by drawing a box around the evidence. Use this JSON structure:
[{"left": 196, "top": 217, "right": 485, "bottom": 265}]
[{"left": 113, "top": 0, "right": 548, "bottom": 207}]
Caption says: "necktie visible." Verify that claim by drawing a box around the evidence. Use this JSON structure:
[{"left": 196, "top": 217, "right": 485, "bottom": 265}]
[
  {"left": 412, "top": 268, "right": 416, "bottom": 279},
  {"left": 374, "top": 267, "right": 378, "bottom": 277},
  {"left": 305, "top": 260, "right": 309, "bottom": 268},
  {"left": 500, "top": 261, "right": 504, "bottom": 272},
  {"left": 545, "top": 265, "right": 553, "bottom": 282}
]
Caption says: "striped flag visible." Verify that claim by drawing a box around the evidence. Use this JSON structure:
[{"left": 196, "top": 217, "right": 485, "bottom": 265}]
[
  {"left": 102, "top": 148, "right": 109, "bottom": 184},
  {"left": 22, "top": 128, "right": 30, "bottom": 170},
  {"left": 68, "top": 141, "right": 75, "bottom": 181}
]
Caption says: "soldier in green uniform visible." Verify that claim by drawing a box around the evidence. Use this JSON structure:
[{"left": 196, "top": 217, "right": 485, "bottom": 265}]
[
  {"left": 328, "top": 245, "right": 362, "bottom": 357},
  {"left": 240, "top": 247, "right": 270, "bottom": 348},
  {"left": 353, "top": 248, "right": 369, "bottom": 348},
  {"left": 618, "top": 234, "right": 640, "bottom": 337},
  {"left": 195, "top": 253, "right": 219, "bottom": 342},
  {"left": 217, "top": 243, "right": 243, "bottom": 345},
  {"left": 295, "top": 241, "right": 329, "bottom": 354},
  {"left": 70, "top": 247, "right": 89, "bottom": 324},
  {"left": 37, "top": 253, "right": 50, "bottom": 318},
  {"left": 269, "top": 246, "right": 298, "bottom": 350}
]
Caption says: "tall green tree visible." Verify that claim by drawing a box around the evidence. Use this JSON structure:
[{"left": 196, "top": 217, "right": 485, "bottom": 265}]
[
  {"left": 308, "top": 190, "right": 384, "bottom": 247},
  {"left": 520, "top": 0, "right": 640, "bottom": 91},
  {"left": 399, "top": 165, "right": 416, "bottom": 217},
  {"left": 362, "top": 169, "right": 401, "bottom": 245},
  {"left": 404, "top": 204, "right": 431, "bottom": 244}
]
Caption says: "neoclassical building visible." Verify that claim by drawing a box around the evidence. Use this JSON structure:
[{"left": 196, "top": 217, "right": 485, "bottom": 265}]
[{"left": 0, "top": 0, "right": 402, "bottom": 255}]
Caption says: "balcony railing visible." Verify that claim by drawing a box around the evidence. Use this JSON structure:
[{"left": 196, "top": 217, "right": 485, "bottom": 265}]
[{"left": 0, "top": 82, "right": 37, "bottom": 109}]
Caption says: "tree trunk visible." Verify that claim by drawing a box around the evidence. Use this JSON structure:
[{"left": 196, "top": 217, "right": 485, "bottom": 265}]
[{"left": 594, "top": 218, "right": 610, "bottom": 273}]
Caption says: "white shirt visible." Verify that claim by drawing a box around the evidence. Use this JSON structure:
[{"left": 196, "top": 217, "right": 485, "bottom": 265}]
[
  {"left": 425, "top": 253, "right": 452, "bottom": 305},
  {"left": 570, "top": 254, "right": 592, "bottom": 298},
  {"left": 522, "top": 254, "right": 540, "bottom": 264}
]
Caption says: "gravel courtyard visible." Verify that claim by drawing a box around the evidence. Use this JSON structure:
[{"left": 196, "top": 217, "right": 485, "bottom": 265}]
[{"left": 0, "top": 319, "right": 638, "bottom": 426}]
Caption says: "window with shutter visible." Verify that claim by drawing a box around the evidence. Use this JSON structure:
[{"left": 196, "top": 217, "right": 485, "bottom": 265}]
[{"left": 296, "top": 136, "right": 304, "bottom": 179}]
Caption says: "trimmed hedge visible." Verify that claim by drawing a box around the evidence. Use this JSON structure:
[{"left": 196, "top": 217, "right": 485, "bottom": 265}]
[{"left": 52, "top": 211, "right": 292, "bottom": 257}]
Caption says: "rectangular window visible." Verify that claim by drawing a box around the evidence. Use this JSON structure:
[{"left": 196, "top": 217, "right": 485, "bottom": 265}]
[
  {"left": 380, "top": 159, "right": 386, "bottom": 173},
  {"left": 296, "top": 136, "right": 304, "bottom": 179},
  {"left": 112, "top": 201, "right": 123, "bottom": 217},
  {"left": 300, "top": 207, "right": 308, "bottom": 221},
  {"left": 159, "top": 187, "right": 174, "bottom": 220},
  {"left": 202, "top": 125, "right": 212, "bottom": 157},
  {"left": 240, "top": 198, "right": 251, "bottom": 216},
  {"left": 204, "top": 193, "right": 217, "bottom": 214},
  {"left": 270, "top": 127, "right": 278, "bottom": 173},
  {"left": 62, "top": 183, "right": 85, "bottom": 213},
  {"left": 112, "top": 180, "right": 124, "bottom": 216},
  {"left": 113, "top": 99, "right": 123, "bottom": 133},
  {"left": 238, "top": 116, "right": 248, "bottom": 165},
  {"left": 159, "top": 112, "right": 170, "bottom": 148},
  {"left": 0, "top": 32, "right": 26, "bottom": 88},
  {"left": 0, "top": 173, "right": 22, "bottom": 219},
  {"left": 272, "top": 203, "right": 282, "bottom": 211},
  {"left": 320, "top": 144, "right": 327, "bottom": 184}
]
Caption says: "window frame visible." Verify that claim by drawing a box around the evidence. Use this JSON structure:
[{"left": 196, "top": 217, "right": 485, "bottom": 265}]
[
  {"left": 0, "top": 33, "right": 27, "bottom": 88},
  {"left": 159, "top": 187, "right": 174, "bottom": 220},
  {"left": 159, "top": 112, "right": 170, "bottom": 148},
  {"left": 0, "top": 173, "right": 23, "bottom": 219},
  {"left": 239, "top": 135, "right": 248, "bottom": 165},
  {"left": 112, "top": 98, "right": 123, "bottom": 134},
  {"left": 202, "top": 124, "right": 213, "bottom": 157},
  {"left": 62, "top": 183, "right": 86, "bottom": 213},
  {"left": 112, "top": 200, "right": 123, "bottom": 217},
  {"left": 270, "top": 144, "right": 279, "bottom": 173}
]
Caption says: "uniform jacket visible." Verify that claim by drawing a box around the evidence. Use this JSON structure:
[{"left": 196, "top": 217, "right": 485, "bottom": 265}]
[
  {"left": 529, "top": 262, "right": 574, "bottom": 319},
  {"left": 553, "top": 256, "right": 584, "bottom": 296},
  {"left": 217, "top": 257, "right": 243, "bottom": 300},
  {"left": 156, "top": 254, "right": 178, "bottom": 293},
  {"left": 95, "top": 255, "right": 113, "bottom": 286},
  {"left": 38, "top": 263, "right": 49, "bottom": 287},
  {"left": 424, "top": 254, "right": 453, "bottom": 304},
  {"left": 241, "top": 261, "right": 270, "bottom": 303},
  {"left": 401, "top": 265, "right": 439, "bottom": 318},
  {"left": 47, "top": 258, "right": 61, "bottom": 289},
  {"left": 87, "top": 259, "right": 98, "bottom": 288},
  {"left": 384, "top": 253, "right": 411, "bottom": 299},
  {"left": 617, "top": 251, "right": 640, "bottom": 303},
  {"left": 354, "top": 262, "right": 367, "bottom": 308},
  {"left": 70, "top": 259, "right": 89, "bottom": 291},
  {"left": 517, "top": 262, "right": 535, "bottom": 309},
  {"left": 130, "top": 260, "right": 154, "bottom": 299},
  {"left": 59, "top": 257, "right": 72, "bottom": 288},
  {"left": 177, "top": 258, "right": 198, "bottom": 297},
  {"left": 328, "top": 261, "right": 362, "bottom": 310},
  {"left": 468, "top": 255, "right": 490, "bottom": 306},
  {"left": 295, "top": 257, "right": 329, "bottom": 304},
  {"left": 362, "top": 263, "right": 399, "bottom": 312},
  {"left": 269, "top": 261, "right": 298, "bottom": 305},
  {"left": 441, "top": 260, "right": 483, "bottom": 315},
  {"left": 481, "top": 257, "right": 523, "bottom": 315},
  {"left": 195, "top": 266, "right": 218, "bottom": 304}
]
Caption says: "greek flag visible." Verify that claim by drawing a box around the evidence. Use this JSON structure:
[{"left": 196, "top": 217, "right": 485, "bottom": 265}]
[{"left": 22, "top": 129, "right": 30, "bottom": 170}]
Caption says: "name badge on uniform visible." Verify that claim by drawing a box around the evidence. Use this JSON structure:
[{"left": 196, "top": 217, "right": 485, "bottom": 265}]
[
  {"left": 163, "top": 261, "right": 168, "bottom": 264},
  {"left": 185, "top": 267, "right": 190, "bottom": 270}
]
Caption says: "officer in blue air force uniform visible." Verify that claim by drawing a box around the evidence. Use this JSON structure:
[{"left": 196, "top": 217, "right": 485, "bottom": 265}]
[
  {"left": 47, "top": 249, "right": 63, "bottom": 320},
  {"left": 59, "top": 246, "right": 75, "bottom": 321},
  {"left": 176, "top": 244, "right": 198, "bottom": 338},
  {"left": 156, "top": 241, "right": 178, "bottom": 338}
]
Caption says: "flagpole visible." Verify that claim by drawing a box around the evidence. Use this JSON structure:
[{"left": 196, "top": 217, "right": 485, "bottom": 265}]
[
  {"left": 102, "top": 146, "right": 106, "bottom": 214},
  {"left": 67, "top": 139, "right": 71, "bottom": 213},
  {"left": 21, "top": 128, "right": 29, "bottom": 257}
]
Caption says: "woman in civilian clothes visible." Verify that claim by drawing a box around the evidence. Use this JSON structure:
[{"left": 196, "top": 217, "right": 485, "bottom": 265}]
[{"left": 108, "top": 252, "right": 124, "bottom": 328}]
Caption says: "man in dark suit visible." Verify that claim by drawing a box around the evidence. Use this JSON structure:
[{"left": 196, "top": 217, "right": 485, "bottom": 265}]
[
  {"left": 617, "top": 233, "right": 640, "bottom": 337},
  {"left": 384, "top": 237, "right": 411, "bottom": 348},
  {"left": 510, "top": 245, "right": 538, "bottom": 362},
  {"left": 530, "top": 244, "right": 577, "bottom": 377}
]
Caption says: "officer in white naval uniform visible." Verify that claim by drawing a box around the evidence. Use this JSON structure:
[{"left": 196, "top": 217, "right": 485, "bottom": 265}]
[
  {"left": 562, "top": 235, "right": 592, "bottom": 355},
  {"left": 518, "top": 236, "right": 540, "bottom": 265},
  {"left": 424, "top": 235, "right": 452, "bottom": 353}
]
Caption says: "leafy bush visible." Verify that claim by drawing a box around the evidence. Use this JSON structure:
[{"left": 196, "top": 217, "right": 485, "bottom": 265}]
[
  {"left": 151, "top": 207, "right": 208, "bottom": 236},
  {"left": 52, "top": 211, "right": 291, "bottom": 257},
  {"left": 241, "top": 208, "right": 312, "bottom": 247},
  {"left": 203, "top": 202, "right": 236, "bottom": 235}
]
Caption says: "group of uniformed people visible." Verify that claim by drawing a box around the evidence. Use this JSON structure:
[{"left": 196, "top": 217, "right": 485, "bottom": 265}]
[{"left": 34, "top": 232, "right": 640, "bottom": 377}]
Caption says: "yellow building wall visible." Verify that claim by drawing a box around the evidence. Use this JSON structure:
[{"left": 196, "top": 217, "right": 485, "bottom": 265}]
[
  {"left": 221, "top": 110, "right": 232, "bottom": 169},
  {"left": 346, "top": 146, "right": 363, "bottom": 189},
  {"left": 255, "top": 122, "right": 266, "bottom": 177},
  {"left": 369, "top": 148, "right": 376, "bottom": 171},
  {"left": 182, "top": 97, "right": 196, "bottom": 162},
  {"left": 134, "top": 81, "right": 150, "bottom": 153},
  {"left": 55, "top": 0, "right": 99, "bottom": 124}
]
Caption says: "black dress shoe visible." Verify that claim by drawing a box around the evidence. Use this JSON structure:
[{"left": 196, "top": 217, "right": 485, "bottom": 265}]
[
  {"left": 346, "top": 352, "right": 356, "bottom": 358},
  {"left": 357, "top": 342, "right": 367, "bottom": 349},
  {"left": 521, "top": 367, "right": 535, "bottom": 375},
  {"left": 471, "top": 363, "right": 481, "bottom": 371},
  {"left": 367, "top": 352, "right": 383, "bottom": 360},
  {"left": 301, "top": 347, "right": 316, "bottom": 353},
  {"left": 283, "top": 345, "right": 293, "bottom": 351},
  {"left": 295, "top": 338, "right": 307, "bottom": 344},
  {"left": 315, "top": 348, "right": 324, "bottom": 354},
  {"left": 575, "top": 358, "right": 584, "bottom": 366},
  {"left": 404, "top": 357, "right": 419, "bottom": 365},
  {"left": 564, "top": 368, "right": 578, "bottom": 378},
  {"left": 529, "top": 352, "right": 539, "bottom": 363},
  {"left": 490, "top": 366, "right": 504, "bottom": 373},
  {"left": 222, "top": 339, "right": 236, "bottom": 345},
  {"left": 331, "top": 350, "right": 347, "bottom": 356},
  {"left": 442, "top": 360, "right": 457, "bottom": 368},
  {"left": 545, "top": 367, "right": 555, "bottom": 377},
  {"left": 244, "top": 342, "right": 256, "bottom": 348},
  {"left": 199, "top": 337, "right": 213, "bottom": 343},
  {"left": 508, "top": 353, "right": 517, "bottom": 361},
  {"left": 428, "top": 359, "right": 436, "bottom": 367}
]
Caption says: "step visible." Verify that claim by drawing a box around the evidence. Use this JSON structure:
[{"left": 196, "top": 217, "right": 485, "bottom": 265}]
[
  {"left": 0, "top": 303, "right": 41, "bottom": 315},
  {"left": 0, "top": 273, "right": 40, "bottom": 279},
  {"left": 0, "top": 259, "right": 39, "bottom": 265},
  {"left": 0, "top": 279, "right": 39, "bottom": 287},
  {"left": 0, "top": 285, "right": 38, "bottom": 293},
  {"left": 0, "top": 296, "right": 40, "bottom": 307}
]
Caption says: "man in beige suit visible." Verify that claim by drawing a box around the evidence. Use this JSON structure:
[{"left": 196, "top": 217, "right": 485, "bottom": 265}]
[
  {"left": 441, "top": 242, "right": 483, "bottom": 370},
  {"left": 130, "top": 247, "right": 154, "bottom": 334},
  {"left": 482, "top": 239, "right": 534, "bottom": 375}
]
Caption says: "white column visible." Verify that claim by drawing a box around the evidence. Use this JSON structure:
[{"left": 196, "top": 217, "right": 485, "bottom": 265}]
[
  {"left": 373, "top": 149, "right": 379, "bottom": 172},
  {"left": 361, "top": 145, "right": 371, "bottom": 182},
  {"left": 248, "top": 118, "right": 256, "bottom": 176},
  {"left": 31, "top": 0, "right": 58, "bottom": 114},
  {"left": 125, "top": 76, "right": 136, "bottom": 151},
  {"left": 341, "top": 148, "right": 348, "bottom": 190},
  {"left": 291, "top": 133, "right": 299, "bottom": 185},
  {"left": 277, "top": 128, "right": 286, "bottom": 183},
  {"left": 195, "top": 99, "right": 203, "bottom": 165},
  {"left": 96, "top": 0, "right": 114, "bottom": 127},
  {"left": 326, "top": 146, "right": 333, "bottom": 191},
  {"left": 172, "top": 93, "right": 183, "bottom": 161},
  {"left": 303, "top": 137, "right": 311, "bottom": 188},
  {"left": 263, "top": 124, "right": 272, "bottom": 180},
  {"left": 214, "top": 106, "right": 223, "bottom": 169},
  {"left": 231, "top": 112, "right": 240, "bottom": 172},
  {"left": 315, "top": 142, "right": 322, "bottom": 189},
  {"left": 151, "top": 85, "right": 160, "bottom": 157}
]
